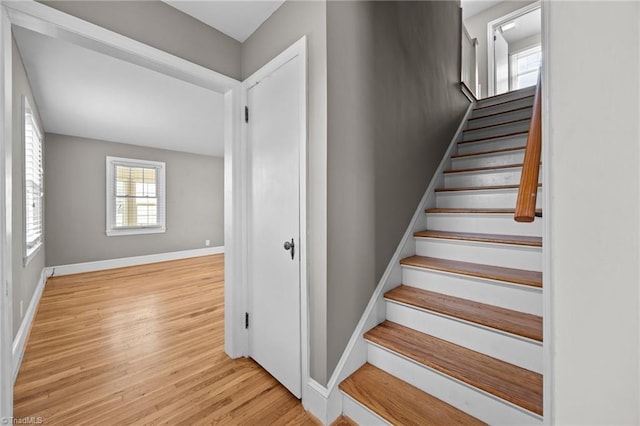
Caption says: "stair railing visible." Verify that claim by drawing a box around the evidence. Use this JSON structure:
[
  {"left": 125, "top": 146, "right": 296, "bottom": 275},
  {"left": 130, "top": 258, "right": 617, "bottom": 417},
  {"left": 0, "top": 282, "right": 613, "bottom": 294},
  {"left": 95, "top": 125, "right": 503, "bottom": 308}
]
[{"left": 514, "top": 73, "right": 542, "bottom": 222}]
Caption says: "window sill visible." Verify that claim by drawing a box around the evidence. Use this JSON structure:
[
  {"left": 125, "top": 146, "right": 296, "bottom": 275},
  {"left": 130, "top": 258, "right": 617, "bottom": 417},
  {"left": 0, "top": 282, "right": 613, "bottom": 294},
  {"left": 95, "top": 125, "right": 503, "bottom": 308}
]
[
  {"left": 24, "top": 241, "right": 43, "bottom": 267},
  {"left": 106, "top": 227, "right": 166, "bottom": 237}
]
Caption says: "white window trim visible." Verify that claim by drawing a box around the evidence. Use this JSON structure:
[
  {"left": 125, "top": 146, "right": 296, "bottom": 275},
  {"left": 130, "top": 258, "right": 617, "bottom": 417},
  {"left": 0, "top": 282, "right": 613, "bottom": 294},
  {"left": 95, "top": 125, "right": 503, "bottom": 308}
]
[
  {"left": 106, "top": 156, "right": 166, "bottom": 237},
  {"left": 23, "top": 96, "right": 43, "bottom": 266}
]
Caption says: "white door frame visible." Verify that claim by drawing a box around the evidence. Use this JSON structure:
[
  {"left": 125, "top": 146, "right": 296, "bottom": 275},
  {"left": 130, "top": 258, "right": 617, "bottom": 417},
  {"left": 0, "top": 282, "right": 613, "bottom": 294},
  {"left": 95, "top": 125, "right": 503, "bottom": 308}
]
[
  {"left": 0, "top": 2, "right": 14, "bottom": 419},
  {"left": 238, "top": 37, "right": 309, "bottom": 398},
  {"left": 0, "top": 1, "right": 242, "bottom": 419},
  {"left": 487, "top": 1, "right": 541, "bottom": 97}
]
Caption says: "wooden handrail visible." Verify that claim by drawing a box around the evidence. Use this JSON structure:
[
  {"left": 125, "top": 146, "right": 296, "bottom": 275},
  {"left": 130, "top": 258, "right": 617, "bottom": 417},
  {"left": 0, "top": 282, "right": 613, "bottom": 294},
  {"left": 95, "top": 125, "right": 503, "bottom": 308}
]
[{"left": 514, "top": 74, "right": 542, "bottom": 222}]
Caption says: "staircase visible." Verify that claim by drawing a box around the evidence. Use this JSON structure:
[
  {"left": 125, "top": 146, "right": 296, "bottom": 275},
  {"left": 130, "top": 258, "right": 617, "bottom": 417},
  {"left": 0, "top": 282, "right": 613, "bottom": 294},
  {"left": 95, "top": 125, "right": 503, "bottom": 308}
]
[{"left": 338, "top": 86, "right": 543, "bottom": 425}]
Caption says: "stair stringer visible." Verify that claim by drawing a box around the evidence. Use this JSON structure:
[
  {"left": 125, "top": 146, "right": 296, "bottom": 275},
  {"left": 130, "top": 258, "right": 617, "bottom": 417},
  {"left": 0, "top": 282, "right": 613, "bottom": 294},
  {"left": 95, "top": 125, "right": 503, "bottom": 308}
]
[{"left": 304, "top": 101, "right": 475, "bottom": 425}]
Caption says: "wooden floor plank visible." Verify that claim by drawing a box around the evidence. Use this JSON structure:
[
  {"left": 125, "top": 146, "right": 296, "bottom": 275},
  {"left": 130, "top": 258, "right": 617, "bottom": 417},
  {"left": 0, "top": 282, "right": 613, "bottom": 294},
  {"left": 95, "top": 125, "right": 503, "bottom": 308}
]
[
  {"left": 400, "top": 255, "right": 542, "bottom": 287},
  {"left": 339, "top": 363, "right": 485, "bottom": 425},
  {"left": 385, "top": 285, "right": 543, "bottom": 341},
  {"left": 13, "top": 255, "right": 319, "bottom": 425},
  {"left": 364, "top": 321, "right": 543, "bottom": 415}
]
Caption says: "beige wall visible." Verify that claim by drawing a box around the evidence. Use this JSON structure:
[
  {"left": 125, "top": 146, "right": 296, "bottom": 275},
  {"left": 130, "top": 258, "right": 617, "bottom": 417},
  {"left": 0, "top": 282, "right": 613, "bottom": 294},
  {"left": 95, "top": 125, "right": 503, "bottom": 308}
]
[
  {"left": 547, "top": 1, "right": 640, "bottom": 423},
  {"left": 12, "top": 37, "right": 45, "bottom": 338},
  {"left": 464, "top": 0, "right": 537, "bottom": 98},
  {"left": 39, "top": 0, "right": 242, "bottom": 80},
  {"left": 44, "top": 134, "right": 224, "bottom": 266}
]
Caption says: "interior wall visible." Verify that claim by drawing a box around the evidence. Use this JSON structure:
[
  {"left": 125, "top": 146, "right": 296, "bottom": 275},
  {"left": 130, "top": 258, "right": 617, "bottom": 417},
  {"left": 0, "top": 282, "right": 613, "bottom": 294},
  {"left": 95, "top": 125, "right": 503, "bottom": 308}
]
[
  {"left": 464, "top": 0, "right": 537, "bottom": 98},
  {"left": 547, "top": 1, "right": 640, "bottom": 423},
  {"left": 11, "top": 37, "right": 45, "bottom": 338},
  {"left": 38, "top": 0, "right": 242, "bottom": 80},
  {"left": 508, "top": 32, "right": 540, "bottom": 54},
  {"left": 326, "top": 0, "right": 468, "bottom": 378},
  {"left": 241, "top": 0, "right": 329, "bottom": 384},
  {"left": 44, "top": 134, "right": 224, "bottom": 266}
]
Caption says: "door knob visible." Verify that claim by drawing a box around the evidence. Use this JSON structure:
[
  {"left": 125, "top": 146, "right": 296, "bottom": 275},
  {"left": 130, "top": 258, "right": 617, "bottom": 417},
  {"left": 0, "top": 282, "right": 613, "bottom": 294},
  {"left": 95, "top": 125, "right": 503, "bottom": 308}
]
[{"left": 283, "top": 238, "right": 295, "bottom": 260}]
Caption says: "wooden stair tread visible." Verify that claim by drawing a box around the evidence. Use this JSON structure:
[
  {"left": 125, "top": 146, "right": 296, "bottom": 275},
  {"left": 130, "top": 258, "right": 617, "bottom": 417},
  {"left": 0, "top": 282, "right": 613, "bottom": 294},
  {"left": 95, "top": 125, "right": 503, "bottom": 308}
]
[
  {"left": 463, "top": 117, "right": 530, "bottom": 133},
  {"left": 400, "top": 255, "right": 542, "bottom": 287},
  {"left": 364, "top": 321, "right": 543, "bottom": 416},
  {"left": 385, "top": 285, "right": 542, "bottom": 341},
  {"left": 444, "top": 163, "right": 523, "bottom": 174},
  {"left": 426, "top": 208, "right": 543, "bottom": 215},
  {"left": 459, "top": 130, "right": 528, "bottom": 144},
  {"left": 435, "top": 183, "right": 541, "bottom": 192},
  {"left": 339, "top": 363, "right": 485, "bottom": 425},
  {"left": 473, "top": 94, "right": 535, "bottom": 111},
  {"left": 414, "top": 230, "right": 542, "bottom": 247},
  {"left": 451, "top": 146, "right": 526, "bottom": 159},
  {"left": 468, "top": 105, "right": 533, "bottom": 121}
]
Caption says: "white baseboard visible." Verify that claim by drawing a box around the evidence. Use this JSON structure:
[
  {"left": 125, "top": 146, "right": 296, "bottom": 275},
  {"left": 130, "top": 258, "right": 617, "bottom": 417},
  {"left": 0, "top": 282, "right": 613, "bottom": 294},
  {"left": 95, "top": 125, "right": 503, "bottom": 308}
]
[
  {"left": 44, "top": 246, "right": 224, "bottom": 277},
  {"left": 303, "top": 379, "right": 342, "bottom": 425},
  {"left": 12, "top": 268, "right": 47, "bottom": 383}
]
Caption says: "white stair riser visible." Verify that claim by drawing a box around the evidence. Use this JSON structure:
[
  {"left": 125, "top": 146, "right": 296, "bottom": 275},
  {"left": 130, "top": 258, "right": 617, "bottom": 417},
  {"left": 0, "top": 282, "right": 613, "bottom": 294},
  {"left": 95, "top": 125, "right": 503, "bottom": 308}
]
[
  {"left": 451, "top": 150, "right": 525, "bottom": 170},
  {"left": 472, "top": 97, "right": 534, "bottom": 119},
  {"left": 401, "top": 266, "right": 542, "bottom": 316},
  {"left": 475, "top": 87, "right": 536, "bottom": 109},
  {"left": 385, "top": 302, "right": 543, "bottom": 373},
  {"left": 414, "top": 238, "right": 542, "bottom": 271},
  {"left": 444, "top": 167, "right": 542, "bottom": 188},
  {"left": 466, "top": 107, "right": 533, "bottom": 130},
  {"left": 425, "top": 213, "right": 543, "bottom": 237},
  {"left": 457, "top": 134, "right": 528, "bottom": 155},
  {"left": 435, "top": 188, "right": 542, "bottom": 209},
  {"left": 462, "top": 120, "right": 531, "bottom": 142},
  {"left": 341, "top": 394, "right": 389, "bottom": 426},
  {"left": 367, "top": 344, "right": 543, "bottom": 425}
]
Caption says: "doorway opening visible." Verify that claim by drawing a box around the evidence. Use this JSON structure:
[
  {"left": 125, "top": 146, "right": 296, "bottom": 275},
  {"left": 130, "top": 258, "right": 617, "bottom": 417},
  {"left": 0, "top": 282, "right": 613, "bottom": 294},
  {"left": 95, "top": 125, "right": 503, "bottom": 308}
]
[{"left": 488, "top": 2, "right": 541, "bottom": 97}]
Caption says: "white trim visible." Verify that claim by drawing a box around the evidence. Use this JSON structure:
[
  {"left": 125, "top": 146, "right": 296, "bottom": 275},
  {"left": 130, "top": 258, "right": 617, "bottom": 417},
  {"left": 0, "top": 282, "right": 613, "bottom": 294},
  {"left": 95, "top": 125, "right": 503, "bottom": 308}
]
[
  {"left": 487, "top": 1, "right": 541, "bottom": 97},
  {"left": 3, "top": 1, "right": 237, "bottom": 94},
  {"left": 223, "top": 87, "right": 244, "bottom": 359},
  {"left": 239, "top": 36, "right": 309, "bottom": 400},
  {"left": 318, "top": 99, "right": 476, "bottom": 423},
  {"left": 541, "top": 0, "right": 552, "bottom": 423},
  {"left": 44, "top": 247, "right": 224, "bottom": 277},
  {"left": 12, "top": 269, "right": 46, "bottom": 383},
  {"left": 0, "top": 4, "right": 14, "bottom": 418}
]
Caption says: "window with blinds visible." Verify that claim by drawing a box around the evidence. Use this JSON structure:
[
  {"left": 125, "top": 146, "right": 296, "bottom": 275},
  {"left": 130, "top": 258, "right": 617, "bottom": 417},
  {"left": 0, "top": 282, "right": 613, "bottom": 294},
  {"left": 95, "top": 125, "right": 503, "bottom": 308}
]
[
  {"left": 24, "top": 97, "right": 43, "bottom": 263},
  {"left": 106, "top": 157, "right": 166, "bottom": 236}
]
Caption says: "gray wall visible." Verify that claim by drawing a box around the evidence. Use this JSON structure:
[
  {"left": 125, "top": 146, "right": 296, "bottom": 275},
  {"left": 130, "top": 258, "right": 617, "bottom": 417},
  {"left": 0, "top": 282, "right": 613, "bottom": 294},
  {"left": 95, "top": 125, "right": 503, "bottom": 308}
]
[
  {"left": 325, "top": 0, "right": 468, "bottom": 378},
  {"left": 39, "top": 0, "right": 242, "bottom": 80},
  {"left": 242, "top": 0, "right": 329, "bottom": 384},
  {"left": 464, "top": 0, "right": 536, "bottom": 98},
  {"left": 12, "top": 38, "right": 46, "bottom": 338},
  {"left": 548, "top": 1, "right": 640, "bottom": 423},
  {"left": 44, "top": 134, "right": 224, "bottom": 266}
]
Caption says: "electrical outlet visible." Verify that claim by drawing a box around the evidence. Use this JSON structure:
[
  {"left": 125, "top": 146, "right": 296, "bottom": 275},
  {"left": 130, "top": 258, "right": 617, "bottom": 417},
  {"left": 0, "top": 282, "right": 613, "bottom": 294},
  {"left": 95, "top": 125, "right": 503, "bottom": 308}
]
[
  {"left": 205, "top": 240, "right": 211, "bottom": 247},
  {"left": 20, "top": 300, "right": 23, "bottom": 317}
]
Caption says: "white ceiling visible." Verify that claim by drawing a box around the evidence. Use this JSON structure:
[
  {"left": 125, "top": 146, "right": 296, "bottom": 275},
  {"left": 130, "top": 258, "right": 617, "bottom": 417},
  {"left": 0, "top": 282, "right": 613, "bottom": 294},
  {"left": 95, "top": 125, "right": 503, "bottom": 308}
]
[
  {"left": 461, "top": 0, "right": 503, "bottom": 20},
  {"left": 501, "top": 8, "right": 541, "bottom": 44},
  {"left": 164, "top": 1, "right": 285, "bottom": 42},
  {"left": 13, "top": 27, "right": 225, "bottom": 157}
]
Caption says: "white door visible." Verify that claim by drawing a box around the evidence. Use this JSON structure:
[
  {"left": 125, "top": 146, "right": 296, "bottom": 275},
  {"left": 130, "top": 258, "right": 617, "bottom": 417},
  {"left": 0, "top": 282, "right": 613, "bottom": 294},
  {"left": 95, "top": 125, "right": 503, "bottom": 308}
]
[
  {"left": 494, "top": 29, "right": 509, "bottom": 95},
  {"left": 247, "top": 56, "right": 301, "bottom": 398}
]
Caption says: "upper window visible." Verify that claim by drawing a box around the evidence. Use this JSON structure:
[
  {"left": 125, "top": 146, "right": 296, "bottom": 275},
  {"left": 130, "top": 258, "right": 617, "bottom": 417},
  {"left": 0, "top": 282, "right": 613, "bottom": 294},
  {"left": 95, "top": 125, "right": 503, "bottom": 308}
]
[
  {"left": 106, "top": 156, "right": 166, "bottom": 236},
  {"left": 24, "top": 97, "right": 43, "bottom": 263},
  {"left": 511, "top": 45, "right": 542, "bottom": 90}
]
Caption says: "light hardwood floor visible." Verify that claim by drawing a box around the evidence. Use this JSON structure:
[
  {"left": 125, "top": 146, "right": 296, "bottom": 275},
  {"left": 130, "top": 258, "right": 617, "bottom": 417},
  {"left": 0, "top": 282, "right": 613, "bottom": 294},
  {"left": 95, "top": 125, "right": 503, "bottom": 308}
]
[{"left": 13, "top": 255, "right": 323, "bottom": 425}]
